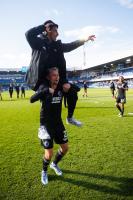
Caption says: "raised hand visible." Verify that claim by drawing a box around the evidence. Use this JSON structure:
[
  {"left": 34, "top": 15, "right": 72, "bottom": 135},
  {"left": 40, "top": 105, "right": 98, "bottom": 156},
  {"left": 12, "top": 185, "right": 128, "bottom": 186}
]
[{"left": 85, "top": 35, "right": 96, "bottom": 42}]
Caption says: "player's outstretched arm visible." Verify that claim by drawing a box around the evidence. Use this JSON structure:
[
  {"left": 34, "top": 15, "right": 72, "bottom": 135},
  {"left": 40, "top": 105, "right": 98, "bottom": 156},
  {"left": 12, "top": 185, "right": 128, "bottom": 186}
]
[{"left": 62, "top": 35, "right": 96, "bottom": 53}]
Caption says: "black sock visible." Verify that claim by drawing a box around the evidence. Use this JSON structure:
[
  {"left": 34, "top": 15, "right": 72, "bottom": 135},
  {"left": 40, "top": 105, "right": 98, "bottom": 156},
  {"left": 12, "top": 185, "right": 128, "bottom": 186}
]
[
  {"left": 68, "top": 112, "right": 73, "bottom": 118},
  {"left": 43, "top": 158, "right": 50, "bottom": 172},
  {"left": 121, "top": 107, "right": 124, "bottom": 115},
  {"left": 116, "top": 105, "right": 122, "bottom": 113},
  {"left": 53, "top": 150, "right": 64, "bottom": 165}
]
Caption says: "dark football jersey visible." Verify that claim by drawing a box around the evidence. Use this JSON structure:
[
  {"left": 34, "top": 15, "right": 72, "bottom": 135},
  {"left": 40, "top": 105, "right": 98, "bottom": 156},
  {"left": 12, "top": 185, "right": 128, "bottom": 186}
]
[
  {"left": 110, "top": 82, "right": 115, "bottom": 89},
  {"left": 117, "top": 81, "right": 128, "bottom": 97},
  {"left": 84, "top": 83, "right": 87, "bottom": 89},
  {"left": 9, "top": 86, "right": 13, "bottom": 92},
  {"left": 40, "top": 84, "right": 63, "bottom": 125}
]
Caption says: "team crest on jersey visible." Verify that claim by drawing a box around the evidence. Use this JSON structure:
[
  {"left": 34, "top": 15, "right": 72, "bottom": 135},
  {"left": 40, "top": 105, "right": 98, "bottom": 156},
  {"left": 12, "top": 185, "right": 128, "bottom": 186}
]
[{"left": 58, "top": 91, "right": 62, "bottom": 97}]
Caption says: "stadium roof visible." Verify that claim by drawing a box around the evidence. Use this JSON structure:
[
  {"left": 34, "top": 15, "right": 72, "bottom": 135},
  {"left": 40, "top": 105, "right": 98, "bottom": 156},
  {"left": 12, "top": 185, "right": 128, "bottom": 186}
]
[
  {"left": 82, "top": 55, "right": 133, "bottom": 71},
  {"left": 0, "top": 68, "right": 21, "bottom": 72}
]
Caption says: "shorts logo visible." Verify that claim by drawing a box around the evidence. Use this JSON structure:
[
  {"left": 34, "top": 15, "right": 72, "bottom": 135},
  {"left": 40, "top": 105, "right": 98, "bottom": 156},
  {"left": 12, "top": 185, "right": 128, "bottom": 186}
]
[
  {"left": 63, "top": 130, "right": 68, "bottom": 141},
  {"left": 121, "top": 98, "right": 125, "bottom": 103},
  {"left": 44, "top": 140, "right": 50, "bottom": 148}
]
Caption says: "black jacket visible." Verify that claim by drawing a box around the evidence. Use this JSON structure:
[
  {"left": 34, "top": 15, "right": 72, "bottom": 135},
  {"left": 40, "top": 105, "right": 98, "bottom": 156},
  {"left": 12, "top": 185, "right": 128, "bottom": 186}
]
[{"left": 25, "top": 25, "right": 85, "bottom": 91}]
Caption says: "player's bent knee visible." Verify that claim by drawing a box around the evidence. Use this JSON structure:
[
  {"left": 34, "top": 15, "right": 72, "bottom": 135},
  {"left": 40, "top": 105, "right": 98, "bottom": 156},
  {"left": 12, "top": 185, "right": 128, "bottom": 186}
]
[
  {"left": 45, "top": 149, "right": 53, "bottom": 160},
  {"left": 60, "top": 144, "right": 69, "bottom": 154}
]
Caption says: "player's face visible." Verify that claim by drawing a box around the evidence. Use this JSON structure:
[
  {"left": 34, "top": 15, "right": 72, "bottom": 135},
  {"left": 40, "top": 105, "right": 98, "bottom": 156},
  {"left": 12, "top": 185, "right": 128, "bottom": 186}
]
[
  {"left": 119, "top": 76, "right": 124, "bottom": 83},
  {"left": 48, "top": 27, "right": 59, "bottom": 41},
  {"left": 49, "top": 70, "right": 59, "bottom": 85}
]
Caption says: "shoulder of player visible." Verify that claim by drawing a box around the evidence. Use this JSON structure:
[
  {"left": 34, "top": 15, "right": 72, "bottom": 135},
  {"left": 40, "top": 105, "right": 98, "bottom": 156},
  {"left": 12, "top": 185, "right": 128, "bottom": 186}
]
[
  {"left": 57, "top": 39, "right": 62, "bottom": 43},
  {"left": 56, "top": 40, "right": 63, "bottom": 47},
  {"left": 123, "top": 81, "right": 128, "bottom": 87},
  {"left": 124, "top": 81, "right": 128, "bottom": 84}
]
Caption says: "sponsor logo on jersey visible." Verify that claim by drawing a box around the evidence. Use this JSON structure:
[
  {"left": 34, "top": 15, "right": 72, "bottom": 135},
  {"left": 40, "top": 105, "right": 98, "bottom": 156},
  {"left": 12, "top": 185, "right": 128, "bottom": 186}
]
[
  {"left": 58, "top": 91, "right": 62, "bottom": 97},
  {"left": 52, "top": 91, "right": 62, "bottom": 104}
]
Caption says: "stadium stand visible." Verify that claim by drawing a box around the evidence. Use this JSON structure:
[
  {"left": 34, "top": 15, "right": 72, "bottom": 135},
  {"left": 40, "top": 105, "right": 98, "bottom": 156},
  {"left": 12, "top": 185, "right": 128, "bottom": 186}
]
[
  {"left": 0, "top": 68, "right": 27, "bottom": 90},
  {"left": 67, "top": 55, "right": 133, "bottom": 88},
  {"left": 0, "top": 56, "right": 133, "bottom": 90}
]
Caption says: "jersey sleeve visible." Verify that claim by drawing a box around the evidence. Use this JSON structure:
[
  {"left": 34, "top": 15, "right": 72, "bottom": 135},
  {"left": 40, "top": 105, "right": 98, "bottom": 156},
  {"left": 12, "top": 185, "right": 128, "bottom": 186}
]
[
  {"left": 123, "top": 82, "right": 128, "bottom": 89},
  {"left": 62, "top": 40, "right": 85, "bottom": 53},
  {"left": 25, "top": 25, "right": 45, "bottom": 49}
]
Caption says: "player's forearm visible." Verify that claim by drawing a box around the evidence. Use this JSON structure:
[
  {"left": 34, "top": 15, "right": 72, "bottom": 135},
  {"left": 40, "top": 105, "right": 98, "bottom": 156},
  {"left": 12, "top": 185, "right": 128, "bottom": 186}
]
[
  {"left": 25, "top": 25, "right": 44, "bottom": 48},
  {"left": 25, "top": 25, "right": 44, "bottom": 40},
  {"left": 62, "top": 40, "right": 85, "bottom": 53},
  {"left": 122, "top": 87, "right": 128, "bottom": 91}
]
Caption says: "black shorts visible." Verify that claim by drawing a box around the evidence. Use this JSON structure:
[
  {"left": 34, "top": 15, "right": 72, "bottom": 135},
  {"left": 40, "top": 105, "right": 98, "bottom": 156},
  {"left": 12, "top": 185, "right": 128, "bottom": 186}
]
[
  {"left": 110, "top": 88, "right": 115, "bottom": 92},
  {"left": 116, "top": 96, "right": 126, "bottom": 104},
  {"left": 41, "top": 123, "right": 68, "bottom": 149}
]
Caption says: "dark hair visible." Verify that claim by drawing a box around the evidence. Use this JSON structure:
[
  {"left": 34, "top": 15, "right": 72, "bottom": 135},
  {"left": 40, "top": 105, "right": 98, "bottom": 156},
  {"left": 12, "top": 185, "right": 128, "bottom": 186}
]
[
  {"left": 44, "top": 20, "right": 58, "bottom": 31},
  {"left": 46, "top": 67, "right": 59, "bottom": 76},
  {"left": 119, "top": 76, "right": 124, "bottom": 79},
  {"left": 44, "top": 20, "right": 55, "bottom": 26}
]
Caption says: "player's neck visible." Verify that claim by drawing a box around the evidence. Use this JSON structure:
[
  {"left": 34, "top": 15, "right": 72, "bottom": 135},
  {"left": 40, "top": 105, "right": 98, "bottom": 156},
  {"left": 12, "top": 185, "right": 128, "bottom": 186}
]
[
  {"left": 47, "top": 35, "right": 54, "bottom": 42},
  {"left": 51, "top": 83, "right": 57, "bottom": 90}
]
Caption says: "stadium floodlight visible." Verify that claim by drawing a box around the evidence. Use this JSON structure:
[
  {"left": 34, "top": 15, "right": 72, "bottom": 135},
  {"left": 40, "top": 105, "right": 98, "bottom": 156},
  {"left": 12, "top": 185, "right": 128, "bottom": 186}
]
[{"left": 83, "top": 44, "right": 86, "bottom": 69}]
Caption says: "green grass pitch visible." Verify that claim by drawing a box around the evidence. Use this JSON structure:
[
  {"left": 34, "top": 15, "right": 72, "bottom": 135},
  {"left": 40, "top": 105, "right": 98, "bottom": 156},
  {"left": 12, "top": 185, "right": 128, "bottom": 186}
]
[{"left": 0, "top": 88, "right": 133, "bottom": 200}]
